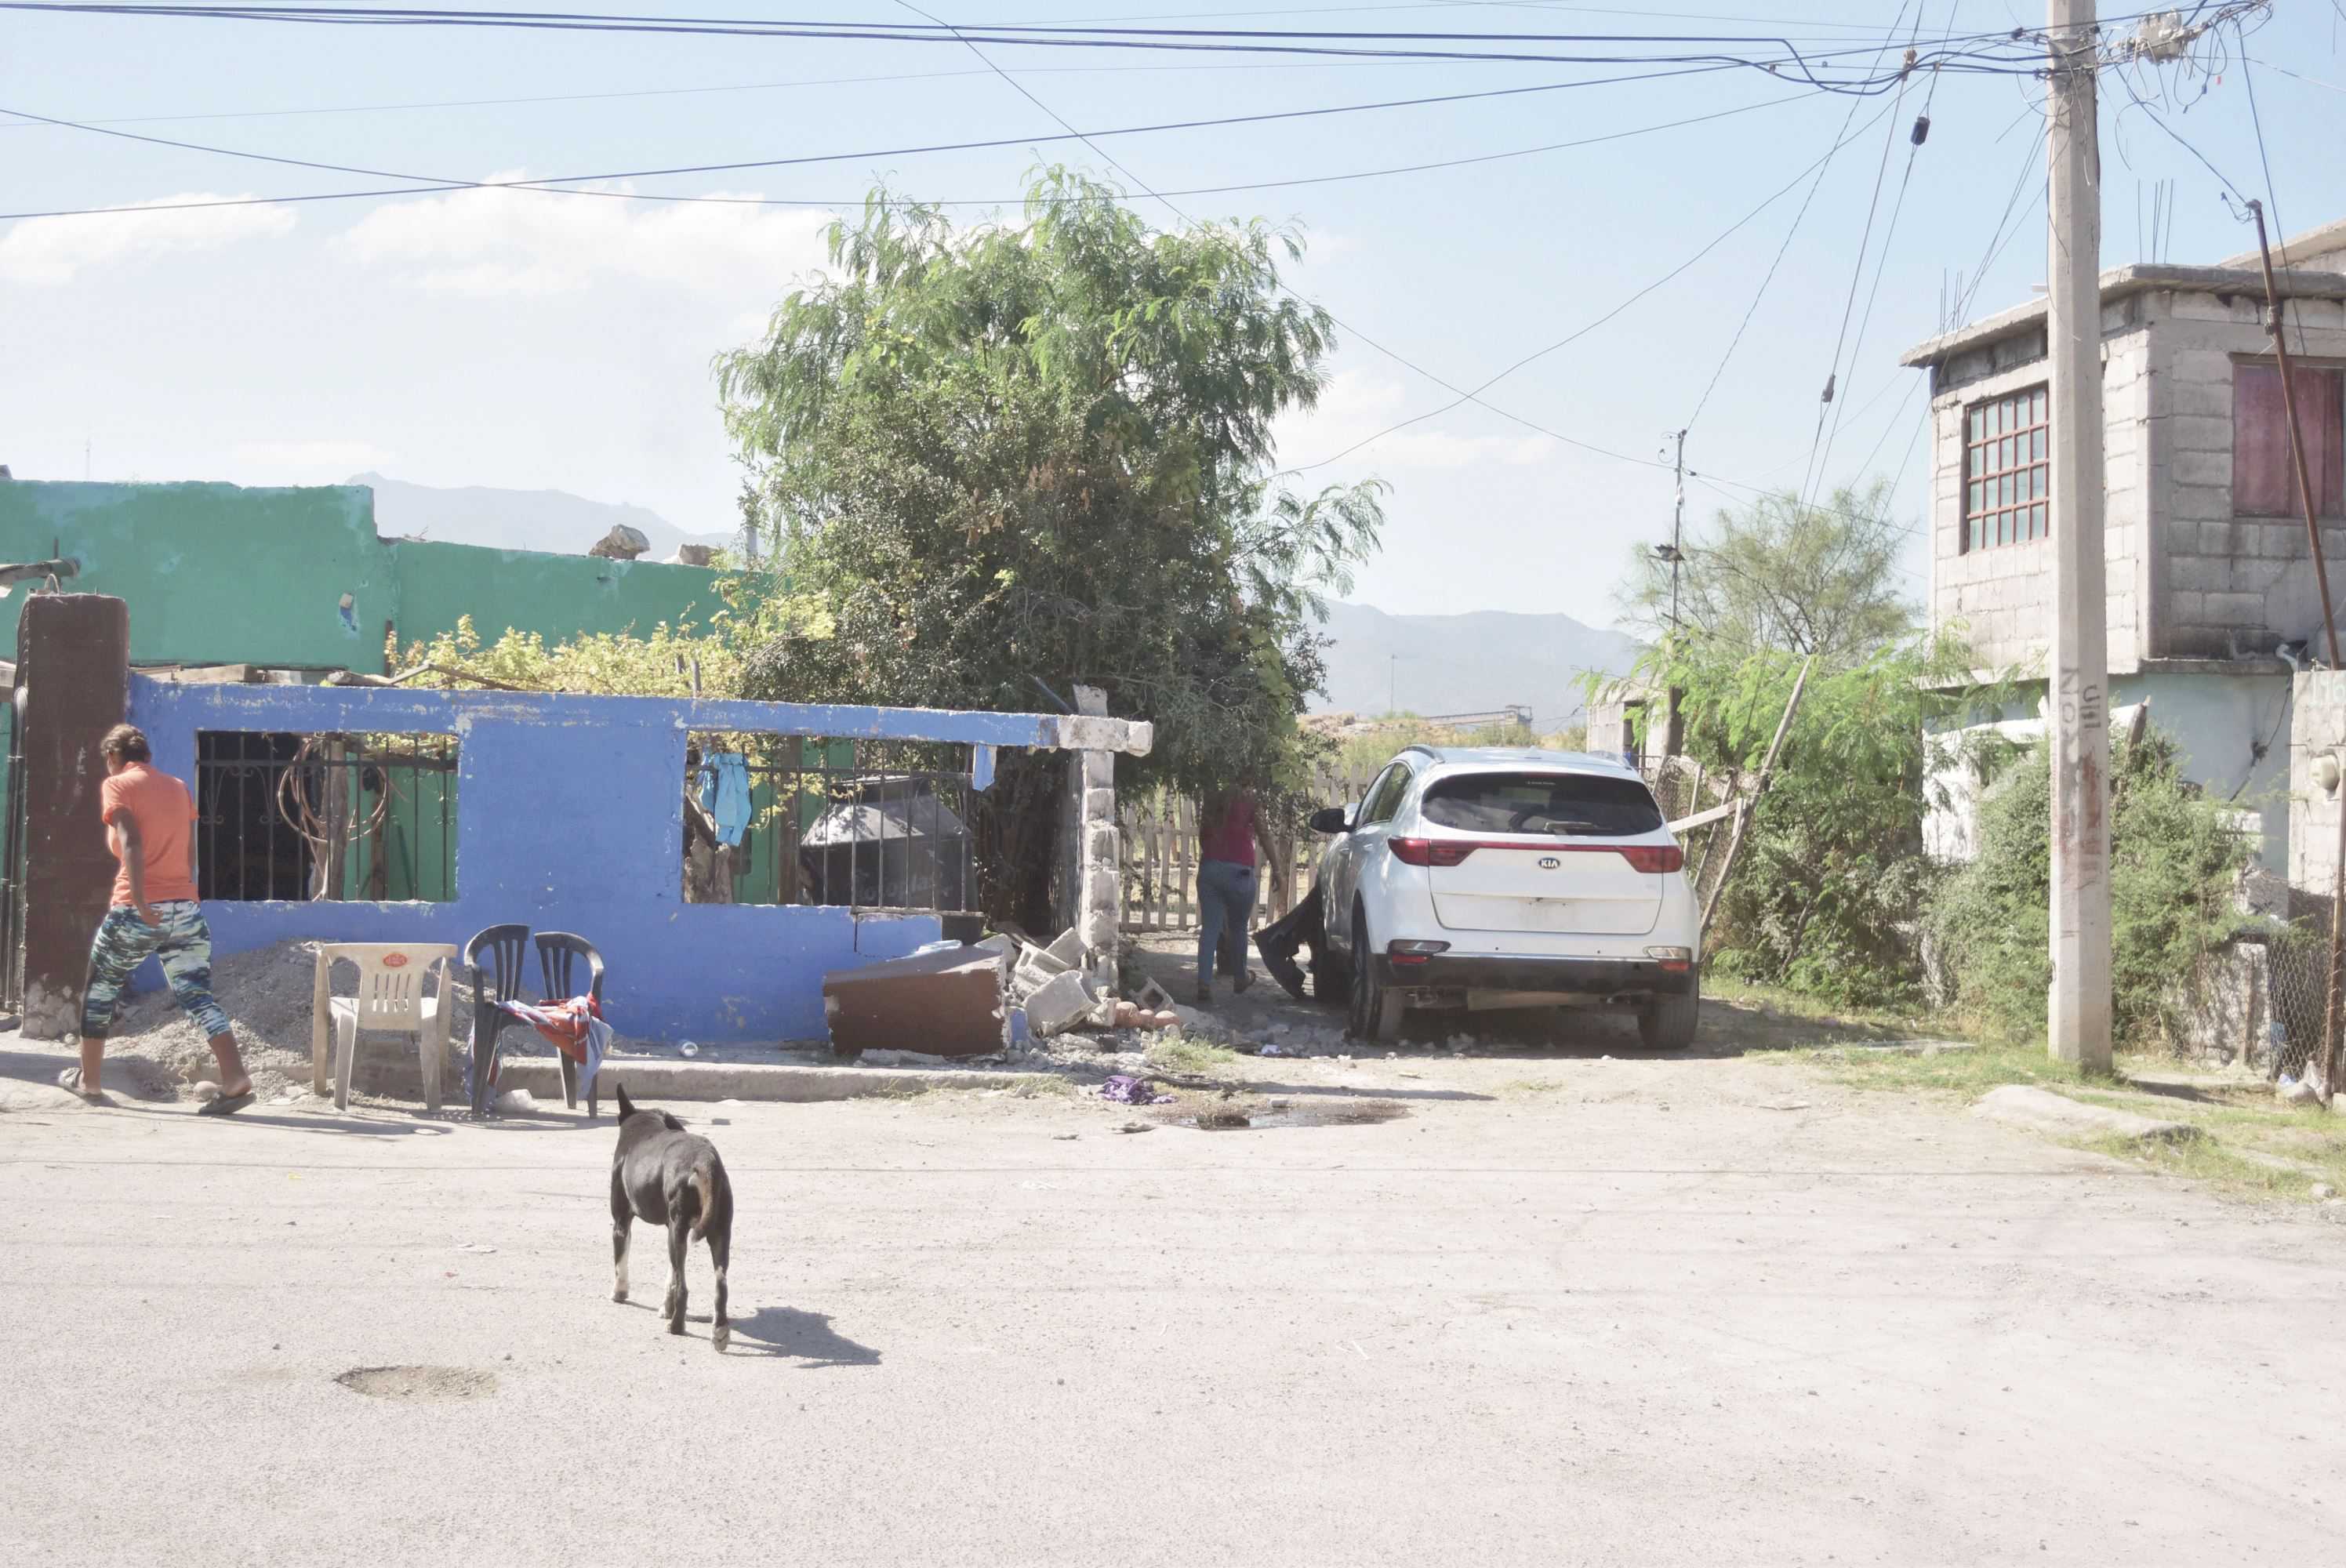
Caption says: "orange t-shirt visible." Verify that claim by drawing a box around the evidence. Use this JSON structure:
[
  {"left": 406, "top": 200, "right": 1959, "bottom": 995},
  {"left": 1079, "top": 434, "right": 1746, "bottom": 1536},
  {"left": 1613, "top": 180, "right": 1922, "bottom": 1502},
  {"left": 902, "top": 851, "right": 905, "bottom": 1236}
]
[{"left": 100, "top": 764, "right": 198, "bottom": 908}]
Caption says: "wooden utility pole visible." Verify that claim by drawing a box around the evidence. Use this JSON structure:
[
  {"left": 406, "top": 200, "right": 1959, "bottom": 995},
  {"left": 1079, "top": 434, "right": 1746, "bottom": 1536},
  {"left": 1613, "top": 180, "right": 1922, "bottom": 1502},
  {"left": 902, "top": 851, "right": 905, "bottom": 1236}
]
[
  {"left": 2045, "top": 0, "right": 2113, "bottom": 1071},
  {"left": 1664, "top": 429, "right": 1687, "bottom": 764},
  {"left": 1697, "top": 655, "right": 1812, "bottom": 945},
  {"left": 2246, "top": 200, "right": 2346, "bottom": 1102}
]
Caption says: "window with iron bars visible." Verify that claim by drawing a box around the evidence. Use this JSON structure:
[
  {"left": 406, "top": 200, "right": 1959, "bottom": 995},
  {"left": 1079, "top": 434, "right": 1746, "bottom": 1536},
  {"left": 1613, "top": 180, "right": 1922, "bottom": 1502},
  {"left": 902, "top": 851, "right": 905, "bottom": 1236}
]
[
  {"left": 683, "top": 735, "right": 977, "bottom": 913},
  {"left": 195, "top": 731, "right": 458, "bottom": 902},
  {"left": 1962, "top": 383, "right": 2050, "bottom": 551}
]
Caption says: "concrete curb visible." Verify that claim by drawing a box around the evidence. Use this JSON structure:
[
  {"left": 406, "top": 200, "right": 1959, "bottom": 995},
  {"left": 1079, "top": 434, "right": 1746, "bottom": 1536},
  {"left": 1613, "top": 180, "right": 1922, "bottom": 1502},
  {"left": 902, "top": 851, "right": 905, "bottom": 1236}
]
[
  {"left": 497, "top": 1057, "right": 1037, "bottom": 1104},
  {"left": 1971, "top": 1083, "right": 2202, "bottom": 1144}
]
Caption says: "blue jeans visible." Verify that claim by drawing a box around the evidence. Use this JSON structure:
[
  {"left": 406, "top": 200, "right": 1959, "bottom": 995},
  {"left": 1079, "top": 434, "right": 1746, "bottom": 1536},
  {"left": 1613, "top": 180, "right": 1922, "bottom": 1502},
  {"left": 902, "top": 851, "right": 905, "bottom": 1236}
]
[
  {"left": 1197, "top": 858, "right": 1258, "bottom": 991},
  {"left": 81, "top": 901, "right": 233, "bottom": 1040}
]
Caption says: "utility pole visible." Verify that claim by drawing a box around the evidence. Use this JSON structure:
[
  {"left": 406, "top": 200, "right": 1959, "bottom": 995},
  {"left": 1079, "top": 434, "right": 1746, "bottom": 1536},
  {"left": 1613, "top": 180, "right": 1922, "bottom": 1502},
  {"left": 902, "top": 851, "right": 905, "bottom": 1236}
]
[
  {"left": 1667, "top": 430, "right": 1687, "bottom": 630},
  {"left": 2046, "top": 0, "right": 2112, "bottom": 1072},
  {"left": 2247, "top": 200, "right": 2346, "bottom": 1103},
  {"left": 1663, "top": 429, "right": 1687, "bottom": 762}
]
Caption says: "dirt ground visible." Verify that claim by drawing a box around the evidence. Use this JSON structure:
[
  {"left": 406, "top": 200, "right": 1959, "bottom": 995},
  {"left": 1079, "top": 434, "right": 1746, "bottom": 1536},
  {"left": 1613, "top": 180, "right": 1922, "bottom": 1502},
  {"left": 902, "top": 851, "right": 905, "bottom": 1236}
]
[{"left": 4, "top": 1000, "right": 2342, "bottom": 1566}]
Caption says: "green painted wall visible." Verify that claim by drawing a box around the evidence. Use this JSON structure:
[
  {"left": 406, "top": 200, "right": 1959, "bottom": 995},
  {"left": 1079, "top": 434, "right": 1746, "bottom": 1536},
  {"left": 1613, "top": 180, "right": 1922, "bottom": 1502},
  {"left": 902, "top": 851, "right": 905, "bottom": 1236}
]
[{"left": 0, "top": 480, "right": 724, "bottom": 669}]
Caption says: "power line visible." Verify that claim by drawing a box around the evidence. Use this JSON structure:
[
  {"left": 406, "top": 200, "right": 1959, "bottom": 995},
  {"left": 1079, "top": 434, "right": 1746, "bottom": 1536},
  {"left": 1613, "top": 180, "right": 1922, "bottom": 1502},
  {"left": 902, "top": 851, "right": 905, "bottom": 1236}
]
[
  {"left": 2238, "top": 47, "right": 2308, "bottom": 357},
  {"left": 0, "top": 4, "right": 2064, "bottom": 85},
  {"left": 1792, "top": 16, "right": 1917, "bottom": 513},
  {"left": 1679, "top": 0, "right": 1898, "bottom": 435},
  {"left": 1293, "top": 94, "right": 1896, "bottom": 474},
  {"left": 0, "top": 56, "right": 1599, "bottom": 134},
  {"left": 0, "top": 59, "right": 1789, "bottom": 221},
  {"left": 1806, "top": 6, "right": 1941, "bottom": 502}
]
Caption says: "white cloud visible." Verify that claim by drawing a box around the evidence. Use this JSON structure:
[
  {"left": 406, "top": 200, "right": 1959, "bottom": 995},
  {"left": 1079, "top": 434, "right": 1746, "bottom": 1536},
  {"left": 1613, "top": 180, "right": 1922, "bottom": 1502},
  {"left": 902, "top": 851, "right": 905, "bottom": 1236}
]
[
  {"left": 336, "top": 176, "right": 837, "bottom": 298},
  {"left": 1277, "top": 370, "right": 1555, "bottom": 473},
  {"left": 0, "top": 195, "right": 297, "bottom": 285}
]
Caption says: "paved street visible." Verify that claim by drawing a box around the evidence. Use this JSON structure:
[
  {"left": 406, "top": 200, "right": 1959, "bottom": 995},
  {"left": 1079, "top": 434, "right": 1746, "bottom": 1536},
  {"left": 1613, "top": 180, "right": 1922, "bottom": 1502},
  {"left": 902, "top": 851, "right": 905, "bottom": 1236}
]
[{"left": 3, "top": 1044, "right": 2341, "bottom": 1566}]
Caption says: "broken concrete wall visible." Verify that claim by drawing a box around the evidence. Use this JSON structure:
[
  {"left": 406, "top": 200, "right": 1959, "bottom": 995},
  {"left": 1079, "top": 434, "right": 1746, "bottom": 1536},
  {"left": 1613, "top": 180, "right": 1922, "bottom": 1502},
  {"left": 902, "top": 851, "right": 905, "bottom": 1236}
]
[
  {"left": 0, "top": 480, "right": 721, "bottom": 670},
  {"left": 16, "top": 593, "right": 129, "bottom": 1037}
]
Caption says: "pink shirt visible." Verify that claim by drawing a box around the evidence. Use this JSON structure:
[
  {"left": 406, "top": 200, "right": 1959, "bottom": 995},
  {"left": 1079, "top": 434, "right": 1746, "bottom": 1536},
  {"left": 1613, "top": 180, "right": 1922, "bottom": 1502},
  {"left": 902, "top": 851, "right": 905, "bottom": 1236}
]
[{"left": 1199, "top": 794, "right": 1258, "bottom": 867}]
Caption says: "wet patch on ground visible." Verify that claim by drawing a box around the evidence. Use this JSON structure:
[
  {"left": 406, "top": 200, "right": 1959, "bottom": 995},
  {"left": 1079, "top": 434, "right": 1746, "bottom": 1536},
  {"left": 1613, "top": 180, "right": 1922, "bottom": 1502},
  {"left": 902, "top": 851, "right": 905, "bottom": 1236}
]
[
  {"left": 336, "top": 1365, "right": 498, "bottom": 1401},
  {"left": 1164, "top": 1094, "right": 1408, "bottom": 1131}
]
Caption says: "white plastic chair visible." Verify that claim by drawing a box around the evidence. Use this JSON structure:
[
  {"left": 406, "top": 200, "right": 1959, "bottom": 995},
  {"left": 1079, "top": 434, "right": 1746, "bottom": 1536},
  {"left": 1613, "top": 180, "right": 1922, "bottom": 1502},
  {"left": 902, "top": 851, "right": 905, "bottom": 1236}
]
[{"left": 310, "top": 943, "right": 459, "bottom": 1111}]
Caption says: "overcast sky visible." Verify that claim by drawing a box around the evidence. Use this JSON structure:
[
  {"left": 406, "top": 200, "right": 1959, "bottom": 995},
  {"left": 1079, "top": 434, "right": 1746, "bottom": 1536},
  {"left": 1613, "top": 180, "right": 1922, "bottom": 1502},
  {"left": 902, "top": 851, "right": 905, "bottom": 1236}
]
[{"left": 8, "top": 2, "right": 2346, "bottom": 626}]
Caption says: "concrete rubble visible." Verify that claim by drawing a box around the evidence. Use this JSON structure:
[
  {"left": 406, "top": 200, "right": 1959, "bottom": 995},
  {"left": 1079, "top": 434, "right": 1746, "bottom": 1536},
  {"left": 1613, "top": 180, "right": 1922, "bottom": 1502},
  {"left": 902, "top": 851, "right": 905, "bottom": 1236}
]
[{"left": 819, "top": 924, "right": 1180, "bottom": 1060}]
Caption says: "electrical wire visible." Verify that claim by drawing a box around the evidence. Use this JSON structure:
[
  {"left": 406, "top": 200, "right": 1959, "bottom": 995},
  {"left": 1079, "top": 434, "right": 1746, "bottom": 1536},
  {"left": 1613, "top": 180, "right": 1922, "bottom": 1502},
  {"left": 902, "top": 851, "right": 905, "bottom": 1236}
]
[
  {"left": 1806, "top": 9, "right": 1938, "bottom": 503},
  {"left": 0, "top": 59, "right": 1791, "bottom": 220},
  {"left": 1682, "top": 0, "right": 1927, "bottom": 436},
  {"left": 0, "top": 4, "right": 2068, "bottom": 88},
  {"left": 2239, "top": 47, "right": 2308, "bottom": 357},
  {"left": 1792, "top": 19, "right": 1917, "bottom": 513},
  {"left": 1292, "top": 94, "right": 1896, "bottom": 474},
  {"left": 0, "top": 56, "right": 1605, "bottom": 134}
]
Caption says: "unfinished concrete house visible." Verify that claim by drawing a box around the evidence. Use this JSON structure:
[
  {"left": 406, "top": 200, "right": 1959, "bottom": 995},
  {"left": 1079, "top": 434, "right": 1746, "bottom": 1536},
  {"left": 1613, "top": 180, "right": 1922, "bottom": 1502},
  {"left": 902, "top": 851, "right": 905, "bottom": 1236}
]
[{"left": 1901, "top": 216, "right": 2346, "bottom": 873}]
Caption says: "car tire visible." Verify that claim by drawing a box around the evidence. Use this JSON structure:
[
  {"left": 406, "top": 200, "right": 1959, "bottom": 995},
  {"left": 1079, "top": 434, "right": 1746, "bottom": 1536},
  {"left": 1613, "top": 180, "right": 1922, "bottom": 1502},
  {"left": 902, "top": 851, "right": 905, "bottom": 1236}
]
[
  {"left": 1347, "top": 906, "right": 1405, "bottom": 1044},
  {"left": 1313, "top": 946, "right": 1351, "bottom": 1006},
  {"left": 1637, "top": 971, "right": 1701, "bottom": 1051}
]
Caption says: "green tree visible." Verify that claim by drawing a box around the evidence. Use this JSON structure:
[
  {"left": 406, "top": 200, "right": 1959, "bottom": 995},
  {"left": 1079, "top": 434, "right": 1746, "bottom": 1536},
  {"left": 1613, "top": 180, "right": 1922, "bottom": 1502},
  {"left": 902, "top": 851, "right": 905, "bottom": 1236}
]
[
  {"left": 1621, "top": 479, "right": 1915, "bottom": 663},
  {"left": 715, "top": 172, "right": 1384, "bottom": 927},
  {"left": 1928, "top": 731, "right": 2259, "bottom": 1044},
  {"left": 1610, "top": 634, "right": 2009, "bottom": 1007}
]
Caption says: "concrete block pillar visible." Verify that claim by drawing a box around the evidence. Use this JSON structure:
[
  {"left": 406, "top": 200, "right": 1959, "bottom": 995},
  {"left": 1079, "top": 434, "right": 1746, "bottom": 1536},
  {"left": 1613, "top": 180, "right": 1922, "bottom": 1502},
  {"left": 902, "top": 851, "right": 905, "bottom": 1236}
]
[
  {"left": 1070, "top": 684, "right": 1120, "bottom": 992},
  {"left": 14, "top": 593, "right": 130, "bottom": 1039}
]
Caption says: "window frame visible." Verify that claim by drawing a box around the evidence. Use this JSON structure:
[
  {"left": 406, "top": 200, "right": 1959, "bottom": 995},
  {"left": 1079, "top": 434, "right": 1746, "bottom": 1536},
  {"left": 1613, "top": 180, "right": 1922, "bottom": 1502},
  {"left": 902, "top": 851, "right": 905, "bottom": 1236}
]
[
  {"left": 2230, "top": 358, "right": 2346, "bottom": 520},
  {"left": 1960, "top": 383, "right": 2051, "bottom": 553},
  {"left": 1358, "top": 761, "right": 1414, "bottom": 827}
]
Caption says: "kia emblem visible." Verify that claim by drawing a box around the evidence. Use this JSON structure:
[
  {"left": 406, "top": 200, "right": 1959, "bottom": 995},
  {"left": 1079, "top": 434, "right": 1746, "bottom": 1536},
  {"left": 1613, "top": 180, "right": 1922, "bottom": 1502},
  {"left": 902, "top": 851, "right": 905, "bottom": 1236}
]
[{"left": 1538, "top": 856, "right": 1561, "bottom": 869}]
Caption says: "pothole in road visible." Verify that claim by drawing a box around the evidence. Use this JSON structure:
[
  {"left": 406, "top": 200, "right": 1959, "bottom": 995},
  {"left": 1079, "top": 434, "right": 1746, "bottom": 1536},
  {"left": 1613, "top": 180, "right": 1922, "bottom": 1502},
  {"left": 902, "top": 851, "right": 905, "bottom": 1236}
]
[
  {"left": 336, "top": 1365, "right": 498, "bottom": 1401},
  {"left": 1182, "top": 1098, "right": 1409, "bottom": 1131}
]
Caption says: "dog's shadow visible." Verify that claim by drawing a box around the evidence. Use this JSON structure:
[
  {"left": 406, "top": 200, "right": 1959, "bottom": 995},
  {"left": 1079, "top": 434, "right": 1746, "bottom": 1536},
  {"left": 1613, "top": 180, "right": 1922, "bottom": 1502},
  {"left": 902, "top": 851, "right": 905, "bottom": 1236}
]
[{"left": 629, "top": 1302, "right": 881, "bottom": 1367}]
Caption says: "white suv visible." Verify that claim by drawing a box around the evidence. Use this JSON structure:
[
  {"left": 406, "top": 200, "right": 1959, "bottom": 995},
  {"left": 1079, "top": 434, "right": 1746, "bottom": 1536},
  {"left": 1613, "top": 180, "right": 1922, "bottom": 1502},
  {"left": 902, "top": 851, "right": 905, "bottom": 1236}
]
[{"left": 1309, "top": 746, "right": 1701, "bottom": 1048}]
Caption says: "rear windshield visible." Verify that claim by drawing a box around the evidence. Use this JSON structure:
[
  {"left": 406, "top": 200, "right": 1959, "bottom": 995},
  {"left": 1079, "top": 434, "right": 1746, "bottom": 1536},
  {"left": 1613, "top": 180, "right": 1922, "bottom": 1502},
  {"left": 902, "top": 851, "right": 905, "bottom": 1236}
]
[{"left": 1419, "top": 772, "right": 1665, "bottom": 837}]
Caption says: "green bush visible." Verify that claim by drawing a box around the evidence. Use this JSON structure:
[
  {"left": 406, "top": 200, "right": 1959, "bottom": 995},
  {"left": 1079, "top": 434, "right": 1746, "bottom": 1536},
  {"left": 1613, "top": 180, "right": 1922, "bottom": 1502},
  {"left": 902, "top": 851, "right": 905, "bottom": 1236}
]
[{"left": 1927, "top": 729, "right": 2256, "bottom": 1044}]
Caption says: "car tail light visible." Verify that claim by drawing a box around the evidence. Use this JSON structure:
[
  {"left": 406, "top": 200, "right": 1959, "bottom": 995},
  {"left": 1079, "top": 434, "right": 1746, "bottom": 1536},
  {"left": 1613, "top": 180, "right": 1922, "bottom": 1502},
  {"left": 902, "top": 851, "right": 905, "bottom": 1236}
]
[
  {"left": 1389, "top": 837, "right": 1476, "bottom": 867},
  {"left": 1387, "top": 938, "right": 1449, "bottom": 967},
  {"left": 1645, "top": 945, "right": 1694, "bottom": 972},
  {"left": 1619, "top": 844, "right": 1684, "bottom": 874}
]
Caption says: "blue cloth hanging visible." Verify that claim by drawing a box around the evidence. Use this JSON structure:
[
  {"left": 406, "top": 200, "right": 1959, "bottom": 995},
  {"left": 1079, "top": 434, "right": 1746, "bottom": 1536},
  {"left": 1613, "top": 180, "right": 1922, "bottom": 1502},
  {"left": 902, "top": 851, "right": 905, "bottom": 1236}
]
[{"left": 698, "top": 752, "right": 753, "bottom": 848}]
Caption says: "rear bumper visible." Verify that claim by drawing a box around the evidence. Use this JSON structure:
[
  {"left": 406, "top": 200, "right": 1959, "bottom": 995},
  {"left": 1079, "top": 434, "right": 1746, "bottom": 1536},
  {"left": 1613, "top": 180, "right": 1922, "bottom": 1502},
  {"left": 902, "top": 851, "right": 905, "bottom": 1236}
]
[{"left": 1378, "top": 953, "right": 1694, "bottom": 996}]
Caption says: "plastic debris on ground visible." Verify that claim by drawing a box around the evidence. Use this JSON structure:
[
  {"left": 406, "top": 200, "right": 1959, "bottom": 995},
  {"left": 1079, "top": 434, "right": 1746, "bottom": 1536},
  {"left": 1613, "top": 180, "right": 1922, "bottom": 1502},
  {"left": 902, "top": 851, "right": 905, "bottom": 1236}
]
[{"left": 1100, "top": 1074, "right": 1172, "bottom": 1105}]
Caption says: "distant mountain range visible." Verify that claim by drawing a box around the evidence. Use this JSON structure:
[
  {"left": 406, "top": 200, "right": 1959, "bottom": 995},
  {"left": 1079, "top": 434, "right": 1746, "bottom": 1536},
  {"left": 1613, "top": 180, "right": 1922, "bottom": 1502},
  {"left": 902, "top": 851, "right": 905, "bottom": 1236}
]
[
  {"left": 352, "top": 473, "right": 734, "bottom": 561},
  {"left": 1311, "top": 601, "right": 1642, "bottom": 729}
]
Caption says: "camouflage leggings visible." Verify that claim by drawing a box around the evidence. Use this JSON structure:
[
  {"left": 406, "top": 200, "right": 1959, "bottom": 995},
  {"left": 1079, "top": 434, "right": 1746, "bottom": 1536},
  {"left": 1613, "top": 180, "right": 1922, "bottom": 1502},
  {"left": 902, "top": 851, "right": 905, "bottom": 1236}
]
[{"left": 80, "top": 902, "right": 233, "bottom": 1040}]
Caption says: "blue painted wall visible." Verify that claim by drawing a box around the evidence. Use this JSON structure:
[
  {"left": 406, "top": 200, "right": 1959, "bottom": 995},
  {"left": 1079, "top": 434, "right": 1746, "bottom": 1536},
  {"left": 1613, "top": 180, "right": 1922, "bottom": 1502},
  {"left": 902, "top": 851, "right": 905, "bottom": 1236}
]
[{"left": 125, "top": 679, "right": 1066, "bottom": 1042}]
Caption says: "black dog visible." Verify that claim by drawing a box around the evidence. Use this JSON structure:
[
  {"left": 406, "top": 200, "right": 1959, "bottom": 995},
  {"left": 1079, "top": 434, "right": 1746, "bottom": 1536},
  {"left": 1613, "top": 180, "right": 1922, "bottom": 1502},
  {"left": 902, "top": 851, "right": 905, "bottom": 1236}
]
[{"left": 610, "top": 1083, "right": 734, "bottom": 1351}]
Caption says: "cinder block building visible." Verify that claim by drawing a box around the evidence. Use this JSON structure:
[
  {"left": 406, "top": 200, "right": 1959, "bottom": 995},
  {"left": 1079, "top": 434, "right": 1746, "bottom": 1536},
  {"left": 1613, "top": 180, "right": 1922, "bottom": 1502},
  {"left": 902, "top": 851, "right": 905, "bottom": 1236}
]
[{"left": 1902, "top": 218, "right": 2346, "bottom": 871}]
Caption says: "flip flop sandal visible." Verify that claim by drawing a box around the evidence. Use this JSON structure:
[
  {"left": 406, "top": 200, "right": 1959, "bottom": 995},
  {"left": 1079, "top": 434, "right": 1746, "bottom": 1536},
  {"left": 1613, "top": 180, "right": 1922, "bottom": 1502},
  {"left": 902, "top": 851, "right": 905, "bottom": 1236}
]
[
  {"left": 197, "top": 1091, "right": 256, "bottom": 1117},
  {"left": 56, "top": 1067, "right": 109, "bottom": 1104}
]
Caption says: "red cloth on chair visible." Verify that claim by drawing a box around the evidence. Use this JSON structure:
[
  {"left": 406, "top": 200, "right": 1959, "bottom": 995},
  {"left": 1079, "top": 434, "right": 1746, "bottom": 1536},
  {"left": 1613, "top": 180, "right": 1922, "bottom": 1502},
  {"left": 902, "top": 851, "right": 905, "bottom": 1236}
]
[{"left": 496, "top": 995, "right": 603, "bottom": 1063}]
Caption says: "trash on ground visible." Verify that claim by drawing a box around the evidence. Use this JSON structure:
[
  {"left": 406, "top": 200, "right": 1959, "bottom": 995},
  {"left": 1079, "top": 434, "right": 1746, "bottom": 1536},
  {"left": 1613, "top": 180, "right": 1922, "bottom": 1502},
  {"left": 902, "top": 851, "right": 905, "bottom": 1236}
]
[
  {"left": 679, "top": 1040, "right": 699, "bottom": 1058},
  {"left": 495, "top": 1088, "right": 539, "bottom": 1114},
  {"left": 1100, "top": 1074, "right": 1172, "bottom": 1105}
]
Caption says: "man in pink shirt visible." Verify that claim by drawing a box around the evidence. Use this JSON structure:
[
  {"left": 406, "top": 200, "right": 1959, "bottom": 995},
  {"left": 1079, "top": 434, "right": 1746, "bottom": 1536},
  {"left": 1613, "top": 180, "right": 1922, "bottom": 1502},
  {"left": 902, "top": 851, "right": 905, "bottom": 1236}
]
[
  {"left": 1196, "top": 783, "right": 1264, "bottom": 1004},
  {"left": 63, "top": 724, "right": 253, "bottom": 1112}
]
